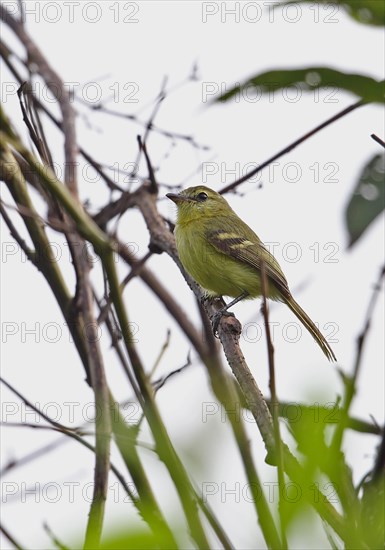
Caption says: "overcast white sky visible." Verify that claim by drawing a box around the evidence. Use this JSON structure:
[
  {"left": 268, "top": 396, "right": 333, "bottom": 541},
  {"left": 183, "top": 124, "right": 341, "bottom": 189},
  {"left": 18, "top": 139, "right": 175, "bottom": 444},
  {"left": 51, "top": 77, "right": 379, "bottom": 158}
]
[{"left": 1, "top": 1, "right": 384, "bottom": 549}]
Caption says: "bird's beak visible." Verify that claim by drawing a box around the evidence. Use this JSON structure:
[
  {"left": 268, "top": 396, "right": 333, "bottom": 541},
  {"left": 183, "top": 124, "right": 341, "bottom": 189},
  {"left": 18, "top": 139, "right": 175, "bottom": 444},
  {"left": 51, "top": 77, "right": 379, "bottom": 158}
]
[{"left": 166, "top": 193, "right": 192, "bottom": 204}]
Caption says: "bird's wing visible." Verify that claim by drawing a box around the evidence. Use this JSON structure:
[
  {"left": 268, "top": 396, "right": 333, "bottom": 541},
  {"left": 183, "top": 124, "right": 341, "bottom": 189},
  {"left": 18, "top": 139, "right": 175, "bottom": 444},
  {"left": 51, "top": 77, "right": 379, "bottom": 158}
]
[{"left": 207, "top": 224, "right": 291, "bottom": 298}]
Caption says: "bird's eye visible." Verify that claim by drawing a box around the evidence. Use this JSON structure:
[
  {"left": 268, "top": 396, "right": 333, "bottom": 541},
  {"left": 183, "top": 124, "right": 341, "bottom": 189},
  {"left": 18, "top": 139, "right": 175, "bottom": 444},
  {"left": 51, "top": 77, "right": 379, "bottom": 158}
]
[{"left": 197, "top": 192, "right": 208, "bottom": 202}]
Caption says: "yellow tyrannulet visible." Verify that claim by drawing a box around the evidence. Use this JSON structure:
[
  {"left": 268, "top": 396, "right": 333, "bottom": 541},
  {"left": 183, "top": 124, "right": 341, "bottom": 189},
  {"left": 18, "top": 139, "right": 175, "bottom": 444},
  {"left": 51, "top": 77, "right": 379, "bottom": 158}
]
[{"left": 167, "top": 185, "right": 336, "bottom": 362}]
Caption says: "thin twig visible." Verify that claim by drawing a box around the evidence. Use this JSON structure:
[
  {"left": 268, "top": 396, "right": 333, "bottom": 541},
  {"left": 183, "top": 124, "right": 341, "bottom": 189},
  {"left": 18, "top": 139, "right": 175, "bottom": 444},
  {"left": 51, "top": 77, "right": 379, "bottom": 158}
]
[
  {"left": 97, "top": 251, "right": 153, "bottom": 325},
  {"left": 0, "top": 198, "right": 73, "bottom": 233},
  {"left": 0, "top": 377, "right": 137, "bottom": 503},
  {"left": 137, "top": 135, "right": 158, "bottom": 193},
  {"left": 193, "top": 495, "right": 235, "bottom": 550},
  {"left": 134, "top": 338, "right": 186, "bottom": 432},
  {"left": 17, "top": 83, "right": 54, "bottom": 170},
  {"left": 0, "top": 438, "right": 68, "bottom": 477},
  {"left": 371, "top": 133, "right": 385, "bottom": 148},
  {"left": 0, "top": 524, "right": 25, "bottom": 550},
  {"left": 153, "top": 350, "right": 192, "bottom": 392},
  {"left": 75, "top": 89, "right": 209, "bottom": 151},
  {"left": 94, "top": 291, "right": 143, "bottom": 404},
  {"left": 219, "top": 99, "right": 364, "bottom": 194},
  {"left": 43, "top": 523, "right": 70, "bottom": 550},
  {"left": 0, "top": 201, "right": 35, "bottom": 262},
  {"left": 126, "top": 77, "right": 167, "bottom": 189},
  {"left": 148, "top": 329, "right": 171, "bottom": 379},
  {"left": 0, "top": 421, "right": 90, "bottom": 434}
]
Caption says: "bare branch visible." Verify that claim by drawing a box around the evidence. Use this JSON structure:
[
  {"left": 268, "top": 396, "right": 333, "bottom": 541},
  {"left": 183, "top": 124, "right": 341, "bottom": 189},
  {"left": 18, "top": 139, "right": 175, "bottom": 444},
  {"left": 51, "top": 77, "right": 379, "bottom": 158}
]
[{"left": 219, "top": 99, "right": 365, "bottom": 194}]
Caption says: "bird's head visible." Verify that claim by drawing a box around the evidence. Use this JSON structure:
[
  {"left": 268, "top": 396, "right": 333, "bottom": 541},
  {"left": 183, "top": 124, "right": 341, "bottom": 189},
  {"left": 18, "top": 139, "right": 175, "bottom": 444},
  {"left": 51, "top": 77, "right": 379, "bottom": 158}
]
[{"left": 166, "top": 186, "right": 231, "bottom": 224}]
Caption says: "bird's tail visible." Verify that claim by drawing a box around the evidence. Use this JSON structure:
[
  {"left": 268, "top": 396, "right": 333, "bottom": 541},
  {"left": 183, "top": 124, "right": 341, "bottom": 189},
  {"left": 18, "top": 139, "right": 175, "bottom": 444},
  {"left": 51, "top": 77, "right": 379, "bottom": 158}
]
[{"left": 285, "top": 296, "right": 336, "bottom": 362}]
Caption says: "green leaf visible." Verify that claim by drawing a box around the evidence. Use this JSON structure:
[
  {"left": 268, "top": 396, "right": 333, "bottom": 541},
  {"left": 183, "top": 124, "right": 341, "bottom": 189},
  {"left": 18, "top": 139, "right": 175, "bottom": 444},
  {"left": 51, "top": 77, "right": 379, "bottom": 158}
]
[
  {"left": 99, "top": 529, "right": 159, "bottom": 549},
  {"left": 216, "top": 67, "right": 385, "bottom": 104},
  {"left": 281, "top": 1, "right": 385, "bottom": 26},
  {"left": 345, "top": 154, "right": 385, "bottom": 248},
  {"left": 338, "top": 0, "right": 385, "bottom": 25}
]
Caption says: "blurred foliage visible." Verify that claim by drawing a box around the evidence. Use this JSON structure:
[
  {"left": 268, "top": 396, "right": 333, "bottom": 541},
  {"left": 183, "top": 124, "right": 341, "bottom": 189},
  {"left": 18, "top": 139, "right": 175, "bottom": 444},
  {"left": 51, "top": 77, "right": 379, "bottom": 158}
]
[
  {"left": 361, "top": 474, "right": 385, "bottom": 548},
  {"left": 281, "top": 0, "right": 385, "bottom": 26},
  {"left": 345, "top": 153, "right": 385, "bottom": 248},
  {"left": 215, "top": 67, "right": 385, "bottom": 104},
  {"left": 282, "top": 397, "right": 385, "bottom": 548},
  {"left": 99, "top": 529, "right": 158, "bottom": 549}
]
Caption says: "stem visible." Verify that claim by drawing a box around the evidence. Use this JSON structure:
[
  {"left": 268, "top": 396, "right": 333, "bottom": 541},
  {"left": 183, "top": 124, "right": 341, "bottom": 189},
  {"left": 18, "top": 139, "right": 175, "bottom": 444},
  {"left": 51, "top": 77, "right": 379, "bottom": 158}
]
[{"left": 260, "top": 262, "right": 287, "bottom": 549}]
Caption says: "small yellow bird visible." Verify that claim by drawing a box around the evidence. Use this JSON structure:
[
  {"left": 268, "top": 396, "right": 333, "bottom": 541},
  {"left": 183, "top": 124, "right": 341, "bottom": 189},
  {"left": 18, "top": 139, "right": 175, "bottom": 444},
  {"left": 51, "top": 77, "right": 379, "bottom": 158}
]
[{"left": 167, "top": 185, "right": 336, "bottom": 362}]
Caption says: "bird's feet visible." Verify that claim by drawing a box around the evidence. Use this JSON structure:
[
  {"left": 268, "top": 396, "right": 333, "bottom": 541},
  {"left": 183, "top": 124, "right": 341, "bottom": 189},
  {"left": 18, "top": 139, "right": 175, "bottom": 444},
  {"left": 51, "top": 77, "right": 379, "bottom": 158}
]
[{"left": 210, "top": 309, "right": 235, "bottom": 337}]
